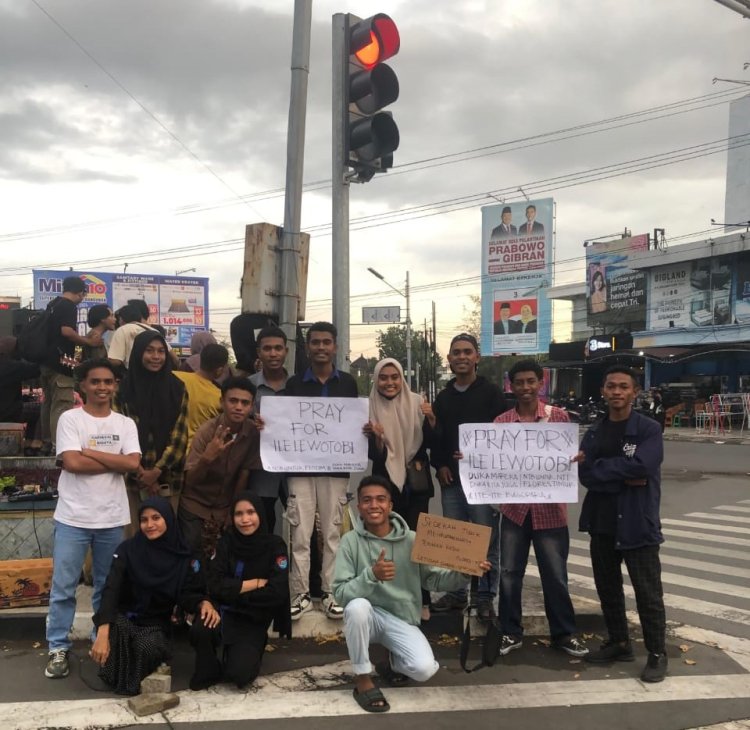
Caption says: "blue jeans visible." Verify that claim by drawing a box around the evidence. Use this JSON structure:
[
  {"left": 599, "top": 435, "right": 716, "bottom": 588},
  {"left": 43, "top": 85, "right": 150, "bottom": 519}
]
[
  {"left": 440, "top": 483, "right": 499, "bottom": 600},
  {"left": 343, "top": 598, "right": 438, "bottom": 681},
  {"left": 46, "top": 521, "right": 124, "bottom": 651},
  {"left": 499, "top": 514, "right": 577, "bottom": 639}
]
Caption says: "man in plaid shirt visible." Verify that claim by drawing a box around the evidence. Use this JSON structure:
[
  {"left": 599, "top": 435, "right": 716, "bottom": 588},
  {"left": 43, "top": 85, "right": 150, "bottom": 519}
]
[{"left": 493, "top": 360, "right": 588, "bottom": 658}]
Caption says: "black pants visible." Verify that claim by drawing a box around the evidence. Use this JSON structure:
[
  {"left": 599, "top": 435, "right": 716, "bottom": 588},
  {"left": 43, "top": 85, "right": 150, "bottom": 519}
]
[
  {"left": 392, "top": 488, "right": 432, "bottom": 607},
  {"left": 190, "top": 618, "right": 269, "bottom": 688},
  {"left": 589, "top": 534, "right": 666, "bottom": 654}
]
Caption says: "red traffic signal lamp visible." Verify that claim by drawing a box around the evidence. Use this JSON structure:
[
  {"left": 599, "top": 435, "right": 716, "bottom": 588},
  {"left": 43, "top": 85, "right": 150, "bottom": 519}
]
[{"left": 342, "top": 13, "right": 400, "bottom": 181}]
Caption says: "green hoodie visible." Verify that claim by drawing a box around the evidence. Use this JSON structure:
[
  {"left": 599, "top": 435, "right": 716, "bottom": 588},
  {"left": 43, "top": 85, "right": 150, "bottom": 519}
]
[{"left": 333, "top": 511, "right": 468, "bottom": 626}]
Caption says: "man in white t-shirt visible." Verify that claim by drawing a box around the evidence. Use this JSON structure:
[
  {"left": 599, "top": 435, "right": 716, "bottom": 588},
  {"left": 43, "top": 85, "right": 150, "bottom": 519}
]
[
  {"left": 108, "top": 303, "right": 156, "bottom": 370},
  {"left": 45, "top": 359, "right": 141, "bottom": 680}
]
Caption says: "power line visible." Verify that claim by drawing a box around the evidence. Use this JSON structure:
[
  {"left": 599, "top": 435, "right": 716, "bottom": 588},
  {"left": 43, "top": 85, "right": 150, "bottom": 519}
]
[{"left": 0, "top": 88, "right": 744, "bottom": 243}]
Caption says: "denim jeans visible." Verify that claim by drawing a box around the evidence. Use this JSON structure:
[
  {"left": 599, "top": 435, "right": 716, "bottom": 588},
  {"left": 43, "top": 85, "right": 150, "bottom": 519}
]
[
  {"left": 46, "top": 521, "right": 124, "bottom": 651},
  {"left": 440, "top": 483, "right": 499, "bottom": 600},
  {"left": 499, "top": 514, "right": 576, "bottom": 639},
  {"left": 343, "top": 598, "right": 438, "bottom": 681}
]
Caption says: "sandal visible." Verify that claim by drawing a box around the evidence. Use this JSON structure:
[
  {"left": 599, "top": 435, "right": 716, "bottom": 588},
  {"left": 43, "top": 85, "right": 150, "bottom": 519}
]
[
  {"left": 375, "top": 659, "right": 409, "bottom": 687},
  {"left": 353, "top": 686, "right": 390, "bottom": 713}
]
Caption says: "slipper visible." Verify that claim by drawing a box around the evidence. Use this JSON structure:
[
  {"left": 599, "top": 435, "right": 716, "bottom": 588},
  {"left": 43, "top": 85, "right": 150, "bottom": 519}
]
[
  {"left": 353, "top": 686, "right": 390, "bottom": 713},
  {"left": 375, "top": 660, "right": 409, "bottom": 687}
]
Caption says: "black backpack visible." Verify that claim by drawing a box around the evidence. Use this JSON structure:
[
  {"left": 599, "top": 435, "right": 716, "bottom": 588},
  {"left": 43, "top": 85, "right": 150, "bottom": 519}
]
[{"left": 16, "top": 300, "right": 56, "bottom": 363}]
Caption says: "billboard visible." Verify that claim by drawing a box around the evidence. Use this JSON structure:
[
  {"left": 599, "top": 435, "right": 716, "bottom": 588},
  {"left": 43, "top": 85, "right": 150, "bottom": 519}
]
[
  {"left": 585, "top": 234, "right": 648, "bottom": 330},
  {"left": 32, "top": 270, "right": 210, "bottom": 350},
  {"left": 481, "top": 198, "right": 553, "bottom": 355},
  {"left": 735, "top": 253, "right": 750, "bottom": 326},
  {"left": 648, "top": 256, "right": 732, "bottom": 330}
]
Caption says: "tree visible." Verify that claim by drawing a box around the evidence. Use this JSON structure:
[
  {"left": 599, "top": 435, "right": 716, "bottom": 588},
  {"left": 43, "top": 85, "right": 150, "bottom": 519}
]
[
  {"left": 375, "top": 326, "right": 442, "bottom": 395},
  {"left": 461, "top": 294, "right": 481, "bottom": 341}
]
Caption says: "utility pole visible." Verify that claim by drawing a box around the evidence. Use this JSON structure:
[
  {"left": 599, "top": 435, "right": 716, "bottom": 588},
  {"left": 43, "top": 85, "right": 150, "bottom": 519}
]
[
  {"left": 279, "top": 0, "right": 313, "bottom": 371},
  {"left": 332, "top": 13, "right": 350, "bottom": 372},
  {"left": 405, "top": 270, "right": 412, "bottom": 388}
]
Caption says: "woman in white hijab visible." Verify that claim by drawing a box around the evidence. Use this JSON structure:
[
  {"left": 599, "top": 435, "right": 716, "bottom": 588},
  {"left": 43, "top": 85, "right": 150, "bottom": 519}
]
[{"left": 366, "top": 358, "right": 438, "bottom": 620}]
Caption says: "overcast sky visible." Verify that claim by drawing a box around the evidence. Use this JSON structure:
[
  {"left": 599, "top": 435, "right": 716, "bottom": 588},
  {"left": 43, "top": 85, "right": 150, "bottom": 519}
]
[{"left": 1, "top": 0, "right": 748, "bottom": 361}]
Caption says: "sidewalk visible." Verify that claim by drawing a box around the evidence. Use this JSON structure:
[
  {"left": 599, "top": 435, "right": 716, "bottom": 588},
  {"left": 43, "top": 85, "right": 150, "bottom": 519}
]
[
  {"left": 661, "top": 425, "right": 750, "bottom": 445},
  {"left": 0, "top": 580, "right": 600, "bottom": 641}
]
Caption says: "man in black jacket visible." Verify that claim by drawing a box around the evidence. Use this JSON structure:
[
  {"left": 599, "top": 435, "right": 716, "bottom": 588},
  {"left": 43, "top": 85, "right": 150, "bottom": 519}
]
[
  {"left": 431, "top": 333, "right": 506, "bottom": 619},
  {"left": 283, "top": 322, "right": 359, "bottom": 621},
  {"left": 578, "top": 366, "right": 667, "bottom": 683}
]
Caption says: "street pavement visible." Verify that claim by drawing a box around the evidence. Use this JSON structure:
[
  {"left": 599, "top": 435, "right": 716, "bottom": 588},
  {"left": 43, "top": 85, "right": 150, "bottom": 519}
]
[{"left": 1, "top": 436, "right": 749, "bottom": 729}]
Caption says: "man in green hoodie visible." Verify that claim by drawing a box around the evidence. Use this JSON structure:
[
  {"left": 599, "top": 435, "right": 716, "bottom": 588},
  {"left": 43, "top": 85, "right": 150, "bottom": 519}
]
[{"left": 333, "top": 475, "right": 490, "bottom": 713}]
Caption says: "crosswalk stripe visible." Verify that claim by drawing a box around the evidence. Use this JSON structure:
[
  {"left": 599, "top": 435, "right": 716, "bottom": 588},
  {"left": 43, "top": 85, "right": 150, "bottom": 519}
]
[
  {"left": 714, "top": 505, "right": 750, "bottom": 514},
  {"left": 662, "top": 528, "right": 750, "bottom": 547},
  {"left": 4, "top": 675, "right": 750, "bottom": 728},
  {"left": 661, "top": 518, "right": 749, "bottom": 535},
  {"left": 685, "top": 512, "right": 750, "bottom": 524},
  {"left": 563, "top": 554, "right": 750, "bottom": 600},
  {"left": 528, "top": 564, "right": 750, "bottom": 625},
  {"left": 738, "top": 500, "right": 750, "bottom": 505},
  {"left": 656, "top": 539, "right": 750, "bottom": 562},
  {"left": 567, "top": 539, "right": 750, "bottom": 577}
]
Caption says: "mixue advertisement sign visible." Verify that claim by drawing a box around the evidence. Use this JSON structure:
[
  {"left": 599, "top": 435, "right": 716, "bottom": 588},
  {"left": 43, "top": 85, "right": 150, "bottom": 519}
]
[
  {"left": 481, "top": 198, "right": 553, "bottom": 355},
  {"left": 585, "top": 234, "right": 648, "bottom": 330},
  {"left": 33, "top": 269, "right": 210, "bottom": 350}
]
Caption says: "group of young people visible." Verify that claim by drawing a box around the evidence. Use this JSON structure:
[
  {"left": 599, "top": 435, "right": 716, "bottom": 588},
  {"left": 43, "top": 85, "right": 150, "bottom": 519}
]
[{"left": 36, "top": 280, "right": 667, "bottom": 712}]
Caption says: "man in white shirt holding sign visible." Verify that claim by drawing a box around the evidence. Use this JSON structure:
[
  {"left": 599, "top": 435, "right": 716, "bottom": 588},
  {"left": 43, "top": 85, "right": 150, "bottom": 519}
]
[{"left": 45, "top": 359, "right": 141, "bottom": 681}]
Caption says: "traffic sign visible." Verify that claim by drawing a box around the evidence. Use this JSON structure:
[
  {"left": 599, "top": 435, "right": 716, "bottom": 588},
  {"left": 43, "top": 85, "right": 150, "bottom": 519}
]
[{"left": 362, "top": 305, "right": 401, "bottom": 323}]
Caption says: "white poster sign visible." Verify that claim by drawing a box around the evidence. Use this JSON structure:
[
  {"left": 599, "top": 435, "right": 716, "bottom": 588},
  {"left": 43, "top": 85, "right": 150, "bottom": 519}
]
[
  {"left": 458, "top": 422, "right": 579, "bottom": 504},
  {"left": 260, "top": 397, "right": 369, "bottom": 473}
]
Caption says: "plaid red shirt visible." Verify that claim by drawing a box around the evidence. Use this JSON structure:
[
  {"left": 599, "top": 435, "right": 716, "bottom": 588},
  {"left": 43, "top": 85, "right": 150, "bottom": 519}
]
[{"left": 494, "top": 401, "right": 570, "bottom": 529}]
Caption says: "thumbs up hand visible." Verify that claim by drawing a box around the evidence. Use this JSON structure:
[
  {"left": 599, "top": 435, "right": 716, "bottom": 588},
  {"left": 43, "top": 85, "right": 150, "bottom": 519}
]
[
  {"left": 420, "top": 396, "right": 436, "bottom": 428},
  {"left": 373, "top": 548, "right": 396, "bottom": 582}
]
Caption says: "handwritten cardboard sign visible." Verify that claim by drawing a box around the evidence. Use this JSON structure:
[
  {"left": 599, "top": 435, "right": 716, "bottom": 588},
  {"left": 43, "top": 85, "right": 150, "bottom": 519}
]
[
  {"left": 457, "top": 421, "right": 579, "bottom": 505},
  {"left": 259, "top": 396, "right": 369, "bottom": 473},
  {"left": 411, "top": 513, "right": 491, "bottom": 577}
]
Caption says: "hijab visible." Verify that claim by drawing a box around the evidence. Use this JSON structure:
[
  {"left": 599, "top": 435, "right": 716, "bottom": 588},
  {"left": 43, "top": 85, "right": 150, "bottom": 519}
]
[
  {"left": 119, "top": 330, "right": 185, "bottom": 458},
  {"left": 121, "top": 496, "right": 192, "bottom": 603},
  {"left": 185, "top": 331, "right": 217, "bottom": 373},
  {"left": 226, "top": 491, "right": 275, "bottom": 563},
  {"left": 368, "top": 358, "right": 424, "bottom": 489}
]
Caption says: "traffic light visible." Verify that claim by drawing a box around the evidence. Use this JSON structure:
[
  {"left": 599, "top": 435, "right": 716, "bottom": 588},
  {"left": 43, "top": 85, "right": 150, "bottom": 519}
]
[{"left": 342, "top": 13, "right": 400, "bottom": 182}]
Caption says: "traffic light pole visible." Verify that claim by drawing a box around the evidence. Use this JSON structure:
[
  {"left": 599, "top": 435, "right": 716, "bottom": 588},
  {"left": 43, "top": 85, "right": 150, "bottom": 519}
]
[
  {"left": 332, "top": 13, "right": 351, "bottom": 372},
  {"left": 280, "top": 0, "right": 312, "bottom": 372}
]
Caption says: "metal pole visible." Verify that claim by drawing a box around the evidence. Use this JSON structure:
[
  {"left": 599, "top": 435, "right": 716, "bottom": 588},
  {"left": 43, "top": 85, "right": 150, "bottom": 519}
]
[
  {"left": 332, "top": 13, "right": 350, "bottom": 372},
  {"left": 431, "top": 300, "right": 437, "bottom": 401},
  {"left": 405, "top": 270, "right": 412, "bottom": 389},
  {"left": 279, "top": 0, "right": 313, "bottom": 372}
]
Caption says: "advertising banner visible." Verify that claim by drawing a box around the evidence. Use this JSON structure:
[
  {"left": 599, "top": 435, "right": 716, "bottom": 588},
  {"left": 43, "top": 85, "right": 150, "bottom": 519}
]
[
  {"left": 481, "top": 198, "right": 553, "bottom": 355},
  {"left": 648, "top": 256, "right": 732, "bottom": 330},
  {"left": 32, "top": 269, "right": 210, "bottom": 349},
  {"left": 736, "top": 253, "right": 750, "bottom": 325},
  {"left": 585, "top": 234, "right": 648, "bottom": 330}
]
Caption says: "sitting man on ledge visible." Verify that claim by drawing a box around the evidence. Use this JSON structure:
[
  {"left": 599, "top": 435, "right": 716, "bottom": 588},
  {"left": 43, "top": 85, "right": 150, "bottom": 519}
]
[{"left": 333, "top": 475, "right": 490, "bottom": 713}]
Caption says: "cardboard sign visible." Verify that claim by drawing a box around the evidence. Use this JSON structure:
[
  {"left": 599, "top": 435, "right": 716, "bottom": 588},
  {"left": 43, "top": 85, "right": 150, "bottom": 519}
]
[
  {"left": 458, "top": 421, "right": 579, "bottom": 504},
  {"left": 259, "top": 396, "right": 369, "bottom": 473},
  {"left": 411, "top": 513, "right": 491, "bottom": 577}
]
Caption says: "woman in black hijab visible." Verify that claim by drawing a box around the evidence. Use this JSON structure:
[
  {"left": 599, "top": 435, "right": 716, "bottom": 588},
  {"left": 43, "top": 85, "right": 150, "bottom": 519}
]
[
  {"left": 90, "top": 497, "right": 219, "bottom": 695},
  {"left": 114, "top": 330, "right": 189, "bottom": 533},
  {"left": 190, "top": 492, "right": 291, "bottom": 690}
]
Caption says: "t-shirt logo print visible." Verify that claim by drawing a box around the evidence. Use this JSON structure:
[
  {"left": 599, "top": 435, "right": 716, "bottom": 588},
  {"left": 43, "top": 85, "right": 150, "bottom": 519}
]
[{"left": 622, "top": 443, "right": 636, "bottom": 458}]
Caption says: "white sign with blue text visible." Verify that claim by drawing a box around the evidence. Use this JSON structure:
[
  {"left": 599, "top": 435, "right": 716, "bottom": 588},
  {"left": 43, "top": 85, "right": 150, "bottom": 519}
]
[{"left": 458, "top": 422, "right": 579, "bottom": 504}]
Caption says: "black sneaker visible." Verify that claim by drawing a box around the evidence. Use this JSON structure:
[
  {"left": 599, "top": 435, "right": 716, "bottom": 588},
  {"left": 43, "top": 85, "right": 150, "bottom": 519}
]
[
  {"left": 641, "top": 652, "right": 668, "bottom": 683},
  {"left": 553, "top": 636, "right": 589, "bottom": 657},
  {"left": 585, "top": 640, "right": 635, "bottom": 664},
  {"left": 498, "top": 634, "right": 522, "bottom": 656}
]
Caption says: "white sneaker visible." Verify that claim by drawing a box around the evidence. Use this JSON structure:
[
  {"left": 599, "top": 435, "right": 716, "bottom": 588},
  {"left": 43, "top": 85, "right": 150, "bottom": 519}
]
[
  {"left": 321, "top": 592, "right": 344, "bottom": 619},
  {"left": 290, "top": 593, "right": 312, "bottom": 621}
]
